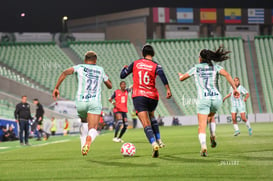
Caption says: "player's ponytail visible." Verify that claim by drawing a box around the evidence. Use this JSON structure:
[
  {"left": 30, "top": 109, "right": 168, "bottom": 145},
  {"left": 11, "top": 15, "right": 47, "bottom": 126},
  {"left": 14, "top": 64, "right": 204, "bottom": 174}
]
[{"left": 200, "top": 46, "right": 231, "bottom": 66}]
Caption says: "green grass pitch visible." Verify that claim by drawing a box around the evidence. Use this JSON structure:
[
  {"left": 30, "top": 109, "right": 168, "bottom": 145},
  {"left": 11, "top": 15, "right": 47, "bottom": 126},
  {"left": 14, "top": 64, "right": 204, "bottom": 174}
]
[{"left": 0, "top": 123, "right": 272, "bottom": 180}]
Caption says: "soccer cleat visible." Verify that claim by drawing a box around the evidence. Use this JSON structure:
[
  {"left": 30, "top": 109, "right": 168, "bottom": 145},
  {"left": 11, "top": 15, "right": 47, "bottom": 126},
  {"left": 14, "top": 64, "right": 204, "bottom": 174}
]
[
  {"left": 82, "top": 136, "right": 92, "bottom": 156},
  {"left": 233, "top": 130, "right": 240, "bottom": 136},
  {"left": 248, "top": 128, "right": 253, "bottom": 136},
  {"left": 152, "top": 143, "right": 160, "bottom": 158},
  {"left": 200, "top": 148, "right": 208, "bottom": 157},
  {"left": 158, "top": 140, "right": 165, "bottom": 148},
  {"left": 118, "top": 138, "right": 124, "bottom": 143},
  {"left": 210, "top": 136, "right": 217, "bottom": 148},
  {"left": 112, "top": 137, "right": 120, "bottom": 143}
]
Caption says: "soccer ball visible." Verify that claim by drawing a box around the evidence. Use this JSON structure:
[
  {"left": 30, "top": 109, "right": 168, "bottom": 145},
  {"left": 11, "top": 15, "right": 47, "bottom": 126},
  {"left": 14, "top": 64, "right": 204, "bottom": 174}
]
[{"left": 120, "top": 143, "right": 136, "bottom": 157}]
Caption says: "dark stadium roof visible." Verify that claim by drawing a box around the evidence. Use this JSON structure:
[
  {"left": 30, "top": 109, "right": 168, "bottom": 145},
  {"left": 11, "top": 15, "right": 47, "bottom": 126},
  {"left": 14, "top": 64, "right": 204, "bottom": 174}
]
[{"left": 0, "top": 0, "right": 272, "bottom": 32}]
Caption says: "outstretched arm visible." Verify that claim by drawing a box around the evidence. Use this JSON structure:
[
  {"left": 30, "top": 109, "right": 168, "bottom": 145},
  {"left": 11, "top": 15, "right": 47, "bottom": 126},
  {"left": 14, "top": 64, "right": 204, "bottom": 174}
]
[
  {"left": 223, "top": 93, "right": 232, "bottom": 102},
  {"left": 120, "top": 63, "right": 134, "bottom": 79},
  {"left": 156, "top": 65, "right": 172, "bottom": 99},
  {"left": 219, "top": 69, "right": 240, "bottom": 98},
  {"left": 178, "top": 73, "right": 190, "bottom": 81},
  {"left": 52, "top": 67, "right": 74, "bottom": 100},
  {"left": 104, "top": 79, "right": 112, "bottom": 89}
]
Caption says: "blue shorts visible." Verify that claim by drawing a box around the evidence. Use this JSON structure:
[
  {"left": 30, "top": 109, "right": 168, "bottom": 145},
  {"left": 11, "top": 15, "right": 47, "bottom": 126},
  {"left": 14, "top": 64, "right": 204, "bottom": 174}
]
[{"left": 133, "top": 96, "right": 158, "bottom": 113}]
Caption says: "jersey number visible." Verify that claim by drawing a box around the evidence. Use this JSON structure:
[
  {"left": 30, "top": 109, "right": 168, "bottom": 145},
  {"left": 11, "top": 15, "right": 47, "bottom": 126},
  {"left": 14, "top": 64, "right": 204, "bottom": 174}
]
[
  {"left": 138, "top": 71, "right": 150, "bottom": 85},
  {"left": 87, "top": 79, "right": 98, "bottom": 92}
]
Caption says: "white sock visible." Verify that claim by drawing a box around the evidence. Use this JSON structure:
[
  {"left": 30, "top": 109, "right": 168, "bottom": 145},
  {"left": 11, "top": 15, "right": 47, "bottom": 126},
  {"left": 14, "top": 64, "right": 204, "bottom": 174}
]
[
  {"left": 88, "top": 128, "right": 98, "bottom": 143},
  {"left": 233, "top": 124, "right": 239, "bottom": 131},
  {"left": 80, "top": 123, "right": 88, "bottom": 148},
  {"left": 245, "top": 120, "right": 251, "bottom": 129},
  {"left": 198, "top": 133, "right": 207, "bottom": 149},
  {"left": 209, "top": 122, "right": 216, "bottom": 137}
]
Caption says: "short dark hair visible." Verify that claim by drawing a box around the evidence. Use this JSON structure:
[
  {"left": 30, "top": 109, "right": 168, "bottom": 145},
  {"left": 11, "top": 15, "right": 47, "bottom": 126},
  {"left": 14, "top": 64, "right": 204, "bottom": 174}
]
[
  {"left": 85, "top": 51, "right": 97, "bottom": 61},
  {"left": 33, "top": 98, "right": 39, "bottom": 101},
  {"left": 142, "top": 44, "right": 155, "bottom": 57},
  {"left": 120, "top": 81, "right": 126, "bottom": 85}
]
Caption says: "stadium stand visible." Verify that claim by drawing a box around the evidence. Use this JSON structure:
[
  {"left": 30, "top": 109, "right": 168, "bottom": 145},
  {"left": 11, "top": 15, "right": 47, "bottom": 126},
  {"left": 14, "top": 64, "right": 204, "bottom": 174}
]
[
  {"left": 0, "top": 42, "right": 77, "bottom": 100},
  {"left": 254, "top": 36, "right": 273, "bottom": 113},
  {"left": 147, "top": 37, "right": 253, "bottom": 115},
  {"left": 0, "top": 66, "right": 42, "bottom": 90},
  {"left": 68, "top": 40, "right": 170, "bottom": 116},
  {"left": 0, "top": 99, "right": 15, "bottom": 119}
]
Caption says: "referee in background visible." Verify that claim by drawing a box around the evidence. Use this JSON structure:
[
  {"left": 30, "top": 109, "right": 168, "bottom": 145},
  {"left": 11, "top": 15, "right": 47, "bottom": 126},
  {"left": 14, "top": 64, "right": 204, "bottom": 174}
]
[{"left": 14, "top": 96, "right": 32, "bottom": 146}]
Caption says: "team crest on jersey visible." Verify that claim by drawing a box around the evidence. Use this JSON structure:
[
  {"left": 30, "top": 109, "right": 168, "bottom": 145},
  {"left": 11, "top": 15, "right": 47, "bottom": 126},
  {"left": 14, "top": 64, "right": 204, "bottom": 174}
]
[{"left": 136, "top": 62, "right": 153, "bottom": 71}]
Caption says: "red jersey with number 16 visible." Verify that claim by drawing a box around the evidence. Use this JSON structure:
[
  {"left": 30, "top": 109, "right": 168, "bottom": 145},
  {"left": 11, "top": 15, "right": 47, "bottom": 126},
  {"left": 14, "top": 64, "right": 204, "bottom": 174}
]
[{"left": 132, "top": 59, "right": 159, "bottom": 100}]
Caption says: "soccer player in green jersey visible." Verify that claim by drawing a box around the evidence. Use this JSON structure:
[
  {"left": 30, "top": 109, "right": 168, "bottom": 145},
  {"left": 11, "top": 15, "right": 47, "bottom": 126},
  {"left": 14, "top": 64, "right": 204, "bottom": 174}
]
[
  {"left": 178, "top": 47, "right": 240, "bottom": 157},
  {"left": 53, "top": 51, "right": 112, "bottom": 156},
  {"left": 223, "top": 77, "right": 252, "bottom": 136}
]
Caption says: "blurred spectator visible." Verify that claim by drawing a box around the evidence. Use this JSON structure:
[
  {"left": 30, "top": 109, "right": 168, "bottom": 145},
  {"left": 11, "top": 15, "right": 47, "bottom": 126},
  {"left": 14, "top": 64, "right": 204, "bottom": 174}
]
[
  {"left": 14, "top": 96, "right": 32, "bottom": 146},
  {"left": 50, "top": 117, "right": 57, "bottom": 136},
  {"left": 1, "top": 126, "right": 9, "bottom": 142},
  {"left": 172, "top": 117, "right": 181, "bottom": 126},
  {"left": 158, "top": 114, "right": 164, "bottom": 126},
  {"left": 33, "top": 98, "right": 50, "bottom": 141},
  {"left": 63, "top": 119, "right": 70, "bottom": 136},
  {"left": 7, "top": 126, "right": 18, "bottom": 141},
  {"left": 131, "top": 109, "right": 138, "bottom": 128},
  {"left": 1, "top": 126, "right": 18, "bottom": 142}
]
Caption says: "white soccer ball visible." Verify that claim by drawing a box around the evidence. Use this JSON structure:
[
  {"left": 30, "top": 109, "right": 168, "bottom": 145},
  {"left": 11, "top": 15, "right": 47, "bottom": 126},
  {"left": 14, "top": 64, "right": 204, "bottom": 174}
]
[{"left": 120, "top": 143, "right": 136, "bottom": 157}]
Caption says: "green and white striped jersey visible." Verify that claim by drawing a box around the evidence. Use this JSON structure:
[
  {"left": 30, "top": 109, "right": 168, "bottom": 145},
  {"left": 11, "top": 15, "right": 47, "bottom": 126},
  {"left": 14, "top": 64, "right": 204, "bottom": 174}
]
[
  {"left": 73, "top": 64, "right": 108, "bottom": 102},
  {"left": 187, "top": 63, "right": 223, "bottom": 100},
  {"left": 229, "top": 85, "right": 248, "bottom": 107}
]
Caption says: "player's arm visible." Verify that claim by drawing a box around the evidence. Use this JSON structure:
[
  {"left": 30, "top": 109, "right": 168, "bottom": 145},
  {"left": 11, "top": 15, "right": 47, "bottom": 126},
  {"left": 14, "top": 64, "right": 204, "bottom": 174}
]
[
  {"left": 223, "top": 93, "right": 232, "bottom": 102},
  {"left": 53, "top": 67, "right": 74, "bottom": 100},
  {"left": 219, "top": 69, "right": 240, "bottom": 98},
  {"left": 178, "top": 73, "right": 190, "bottom": 81},
  {"left": 120, "top": 63, "right": 134, "bottom": 79},
  {"left": 14, "top": 104, "right": 20, "bottom": 122},
  {"left": 156, "top": 65, "right": 172, "bottom": 99},
  {"left": 104, "top": 79, "right": 112, "bottom": 89},
  {"left": 244, "top": 93, "right": 250, "bottom": 102},
  {"left": 108, "top": 92, "right": 116, "bottom": 106}
]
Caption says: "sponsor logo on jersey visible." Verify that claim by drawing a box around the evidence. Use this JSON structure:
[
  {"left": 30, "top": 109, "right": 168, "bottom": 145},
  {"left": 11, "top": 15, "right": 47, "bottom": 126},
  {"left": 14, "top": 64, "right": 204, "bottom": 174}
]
[{"left": 136, "top": 63, "right": 153, "bottom": 71}]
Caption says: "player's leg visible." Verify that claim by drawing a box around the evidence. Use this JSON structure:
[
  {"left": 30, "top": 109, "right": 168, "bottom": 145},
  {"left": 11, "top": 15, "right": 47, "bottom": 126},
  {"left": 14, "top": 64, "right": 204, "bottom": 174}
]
[
  {"left": 82, "top": 113, "right": 100, "bottom": 156},
  {"left": 113, "top": 113, "right": 122, "bottom": 142},
  {"left": 118, "top": 113, "right": 128, "bottom": 142},
  {"left": 79, "top": 118, "right": 88, "bottom": 149},
  {"left": 24, "top": 120, "right": 30, "bottom": 145},
  {"left": 197, "top": 99, "right": 212, "bottom": 156},
  {"left": 149, "top": 111, "right": 165, "bottom": 148},
  {"left": 76, "top": 101, "right": 89, "bottom": 151},
  {"left": 232, "top": 110, "right": 240, "bottom": 136},
  {"left": 208, "top": 113, "right": 216, "bottom": 148},
  {"left": 198, "top": 113, "right": 208, "bottom": 156},
  {"left": 240, "top": 112, "right": 252, "bottom": 136},
  {"left": 19, "top": 120, "right": 24, "bottom": 145},
  {"left": 133, "top": 97, "right": 159, "bottom": 158}
]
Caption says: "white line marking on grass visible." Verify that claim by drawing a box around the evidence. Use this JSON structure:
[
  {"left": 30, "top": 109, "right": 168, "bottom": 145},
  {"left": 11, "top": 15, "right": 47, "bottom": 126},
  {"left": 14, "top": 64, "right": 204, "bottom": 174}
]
[
  {"left": 0, "top": 147, "right": 9, "bottom": 149},
  {"left": 32, "top": 140, "right": 69, "bottom": 147}
]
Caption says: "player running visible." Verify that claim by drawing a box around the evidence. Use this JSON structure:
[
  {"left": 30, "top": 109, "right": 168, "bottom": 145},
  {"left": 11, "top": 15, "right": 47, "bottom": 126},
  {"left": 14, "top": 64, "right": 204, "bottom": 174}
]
[
  {"left": 223, "top": 77, "right": 252, "bottom": 136},
  {"left": 178, "top": 47, "right": 240, "bottom": 157},
  {"left": 109, "top": 81, "right": 131, "bottom": 143},
  {"left": 120, "top": 44, "right": 172, "bottom": 158},
  {"left": 52, "top": 51, "right": 112, "bottom": 156}
]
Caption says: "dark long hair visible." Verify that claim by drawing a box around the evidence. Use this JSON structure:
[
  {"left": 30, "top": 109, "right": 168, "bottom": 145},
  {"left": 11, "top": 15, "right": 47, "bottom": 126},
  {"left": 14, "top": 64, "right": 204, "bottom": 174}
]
[{"left": 199, "top": 46, "right": 231, "bottom": 66}]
